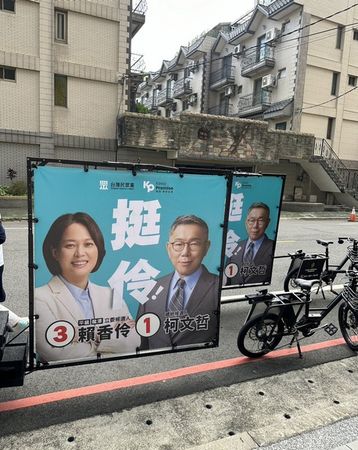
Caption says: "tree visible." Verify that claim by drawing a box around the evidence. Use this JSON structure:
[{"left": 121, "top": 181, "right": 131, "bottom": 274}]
[{"left": 135, "top": 103, "right": 150, "bottom": 114}]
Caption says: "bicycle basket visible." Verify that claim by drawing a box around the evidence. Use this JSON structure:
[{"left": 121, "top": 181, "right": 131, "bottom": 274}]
[
  {"left": 296, "top": 255, "right": 327, "bottom": 280},
  {"left": 347, "top": 245, "right": 358, "bottom": 266},
  {"left": 342, "top": 285, "right": 358, "bottom": 311}
]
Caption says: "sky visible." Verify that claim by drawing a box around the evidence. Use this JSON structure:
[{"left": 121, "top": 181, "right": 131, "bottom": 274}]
[{"left": 132, "top": 0, "right": 256, "bottom": 72}]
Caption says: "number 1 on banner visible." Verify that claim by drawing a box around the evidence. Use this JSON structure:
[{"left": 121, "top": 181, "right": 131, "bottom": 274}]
[
  {"left": 225, "top": 263, "right": 238, "bottom": 278},
  {"left": 136, "top": 313, "right": 161, "bottom": 337}
]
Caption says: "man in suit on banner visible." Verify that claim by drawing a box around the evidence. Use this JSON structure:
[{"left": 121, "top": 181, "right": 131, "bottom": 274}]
[
  {"left": 138, "top": 215, "right": 219, "bottom": 350},
  {"left": 225, "top": 202, "right": 274, "bottom": 286}
]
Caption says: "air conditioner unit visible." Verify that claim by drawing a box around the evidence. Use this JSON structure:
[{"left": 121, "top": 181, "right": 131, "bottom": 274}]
[
  {"left": 184, "top": 79, "right": 192, "bottom": 90},
  {"left": 265, "top": 27, "right": 280, "bottom": 42},
  {"left": 188, "top": 93, "right": 198, "bottom": 105},
  {"left": 189, "top": 61, "right": 199, "bottom": 73},
  {"left": 262, "top": 74, "right": 276, "bottom": 89},
  {"left": 224, "top": 85, "right": 235, "bottom": 97},
  {"left": 233, "top": 44, "right": 242, "bottom": 56}
]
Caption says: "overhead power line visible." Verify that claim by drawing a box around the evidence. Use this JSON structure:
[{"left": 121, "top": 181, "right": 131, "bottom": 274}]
[
  {"left": 298, "top": 86, "right": 358, "bottom": 112},
  {"left": 142, "top": 2, "right": 358, "bottom": 78}
]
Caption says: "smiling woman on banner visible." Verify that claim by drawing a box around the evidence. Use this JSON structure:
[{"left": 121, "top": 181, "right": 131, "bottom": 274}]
[{"left": 35, "top": 212, "right": 140, "bottom": 362}]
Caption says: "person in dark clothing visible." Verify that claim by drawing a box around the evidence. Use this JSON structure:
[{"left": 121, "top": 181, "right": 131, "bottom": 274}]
[{"left": 0, "top": 218, "right": 6, "bottom": 302}]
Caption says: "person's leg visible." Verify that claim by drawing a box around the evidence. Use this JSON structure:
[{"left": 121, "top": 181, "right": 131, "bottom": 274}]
[
  {"left": 0, "top": 264, "right": 6, "bottom": 302},
  {"left": 0, "top": 304, "right": 29, "bottom": 330}
]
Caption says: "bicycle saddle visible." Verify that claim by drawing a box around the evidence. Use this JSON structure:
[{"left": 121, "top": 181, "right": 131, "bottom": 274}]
[
  {"left": 295, "top": 278, "right": 320, "bottom": 290},
  {"left": 316, "top": 239, "right": 333, "bottom": 247}
]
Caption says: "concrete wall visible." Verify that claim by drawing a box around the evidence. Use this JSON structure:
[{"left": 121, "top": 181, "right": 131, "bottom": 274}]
[
  {"left": 118, "top": 112, "right": 315, "bottom": 163},
  {"left": 0, "top": 69, "right": 39, "bottom": 132},
  {"left": 0, "top": 0, "right": 39, "bottom": 57},
  {"left": 54, "top": 78, "right": 118, "bottom": 138}
]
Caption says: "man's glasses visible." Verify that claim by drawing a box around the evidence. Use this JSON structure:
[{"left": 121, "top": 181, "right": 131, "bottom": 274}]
[
  {"left": 246, "top": 218, "right": 267, "bottom": 226},
  {"left": 169, "top": 240, "right": 204, "bottom": 252}
]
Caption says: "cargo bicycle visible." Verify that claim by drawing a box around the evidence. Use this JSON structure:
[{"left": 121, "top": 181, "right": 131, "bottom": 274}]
[{"left": 237, "top": 237, "right": 358, "bottom": 358}]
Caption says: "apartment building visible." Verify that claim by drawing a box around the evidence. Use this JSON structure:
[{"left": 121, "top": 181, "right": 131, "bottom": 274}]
[
  {"left": 0, "top": 0, "right": 147, "bottom": 183},
  {"left": 137, "top": 0, "right": 358, "bottom": 204}
]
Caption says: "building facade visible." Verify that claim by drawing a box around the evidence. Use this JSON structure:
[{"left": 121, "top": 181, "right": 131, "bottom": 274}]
[
  {"left": 137, "top": 0, "right": 358, "bottom": 204},
  {"left": 0, "top": 0, "right": 147, "bottom": 183}
]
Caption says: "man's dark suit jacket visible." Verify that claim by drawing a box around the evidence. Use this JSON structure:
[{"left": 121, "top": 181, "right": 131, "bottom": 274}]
[
  {"left": 225, "top": 234, "right": 274, "bottom": 286},
  {"left": 138, "top": 265, "right": 219, "bottom": 350}
]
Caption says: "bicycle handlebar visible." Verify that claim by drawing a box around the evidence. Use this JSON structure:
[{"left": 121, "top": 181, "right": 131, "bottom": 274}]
[{"left": 338, "top": 237, "right": 358, "bottom": 244}]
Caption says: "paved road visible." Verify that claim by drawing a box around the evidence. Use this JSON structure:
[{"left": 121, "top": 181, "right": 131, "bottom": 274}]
[{"left": 0, "top": 218, "right": 357, "bottom": 447}]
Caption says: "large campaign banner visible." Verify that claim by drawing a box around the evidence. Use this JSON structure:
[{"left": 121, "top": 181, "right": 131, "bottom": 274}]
[
  {"left": 32, "top": 162, "right": 229, "bottom": 365},
  {"left": 222, "top": 174, "right": 284, "bottom": 289}
]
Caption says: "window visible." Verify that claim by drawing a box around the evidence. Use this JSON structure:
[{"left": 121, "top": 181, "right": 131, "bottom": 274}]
[
  {"left": 353, "top": 29, "right": 358, "bottom": 41},
  {"left": 281, "top": 20, "right": 290, "bottom": 34},
  {"left": 237, "top": 85, "right": 243, "bottom": 95},
  {"left": 277, "top": 68, "right": 287, "bottom": 79},
  {"left": 336, "top": 26, "right": 344, "bottom": 49},
  {"left": 327, "top": 117, "right": 335, "bottom": 140},
  {"left": 55, "top": 10, "right": 67, "bottom": 42},
  {"left": 331, "top": 72, "right": 339, "bottom": 95},
  {"left": 0, "top": 0, "right": 15, "bottom": 12},
  {"left": 184, "top": 67, "right": 191, "bottom": 78},
  {"left": 165, "top": 108, "right": 171, "bottom": 118},
  {"left": 275, "top": 122, "right": 287, "bottom": 130},
  {"left": 54, "top": 74, "right": 67, "bottom": 107},
  {"left": 182, "top": 99, "right": 189, "bottom": 111},
  {"left": 0, "top": 65, "right": 16, "bottom": 81},
  {"left": 348, "top": 75, "right": 357, "bottom": 87}
]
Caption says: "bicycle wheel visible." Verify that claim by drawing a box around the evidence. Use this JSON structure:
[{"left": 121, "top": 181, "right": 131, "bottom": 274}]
[
  {"left": 237, "top": 313, "right": 285, "bottom": 358},
  {"left": 339, "top": 303, "right": 358, "bottom": 351},
  {"left": 284, "top": 268, "right": 299, "bottom": 292}
]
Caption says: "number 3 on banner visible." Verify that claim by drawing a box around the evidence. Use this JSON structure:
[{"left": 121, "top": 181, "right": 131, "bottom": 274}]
[
  {"left": 136, "top": 313, "right": 161, "bottom": 338},
  {"left": 45, "top": 321, "right": 75, "bottom": 347}
]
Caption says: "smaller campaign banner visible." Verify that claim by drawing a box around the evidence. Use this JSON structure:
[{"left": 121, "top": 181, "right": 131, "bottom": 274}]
[
  {"left": 222, "top": 174, "right": 285, "bottom": 289},
  {"left": 31, "top": 162, "right": 229, "bottom": 365}
]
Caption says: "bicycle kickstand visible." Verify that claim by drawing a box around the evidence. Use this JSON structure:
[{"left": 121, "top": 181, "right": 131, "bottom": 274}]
[
  {"left": 289, "top": 332, "right": 303, "bottom": 359},
  {"left": 317, "top": 283, "right": 326, "bottom": 300},
  {"left": 296, "top": 338, "right": 303, "bottom": 359}
]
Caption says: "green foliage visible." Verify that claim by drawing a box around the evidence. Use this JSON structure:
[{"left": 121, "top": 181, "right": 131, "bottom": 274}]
[
  {"left": 135, "top": 103, "right": 150, "bottom": 114},
  {"left": 0, "top": 186, "right": 10, "bottom": 196},
  {"left": 7, "top": 181, "right": 27, "bottom": 196}
]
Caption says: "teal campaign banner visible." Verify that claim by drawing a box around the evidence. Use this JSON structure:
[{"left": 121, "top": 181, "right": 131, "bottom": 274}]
[
  {"left": 32, "top": 163, "right": 229, "bottom": 365},
  {"left": 223, "top": 174, "right": 285, "bottom": 289}
]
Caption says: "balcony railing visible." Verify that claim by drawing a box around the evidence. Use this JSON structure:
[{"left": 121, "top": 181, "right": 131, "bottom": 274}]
[
  {"left": 208, "top": 104, "right": 233, "bottom": 117},
  {"left": 241, "top": 45, "right": 275, "bottom": 77},
  {"left": 187, "top": 35, "right": 205, "bottom": 54},
  {"left": 238, "top": 91, "right": 271, "bottom": 114},
  {"left": 141, "top": 96, "right": 152, "bottom": 109},
  {"left": 228, "top": 10, "right": 254, "bottom": 42},
  {"left": 210, "top": 65, "right": 235, "bottom": 89},
  {"left": 259, "top": 0, "right": 295, "bottom": 15},
  {"left": 139, "top": 95, "right": 158, "bottom": 110},
  {"left": 157, "top": 88, "right": 174, "bottom": 106},
  {"left": 133, "top": 0, "right": 148, "bottom": 15},
  {"left": 131, "top": 53, "right": 145, "bottom": 73},
  {"left": 173, "top": 78, "right": 192, "bottom": 98}
]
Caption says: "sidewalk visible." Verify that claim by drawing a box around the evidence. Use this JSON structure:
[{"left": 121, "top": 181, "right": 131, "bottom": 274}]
[{"left": 1, "top": 357, "right": 357, "bottom": 449}]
